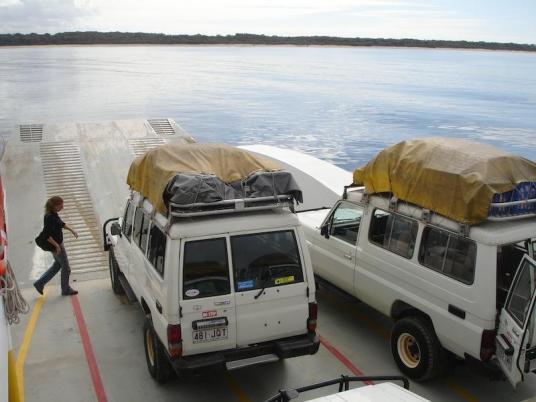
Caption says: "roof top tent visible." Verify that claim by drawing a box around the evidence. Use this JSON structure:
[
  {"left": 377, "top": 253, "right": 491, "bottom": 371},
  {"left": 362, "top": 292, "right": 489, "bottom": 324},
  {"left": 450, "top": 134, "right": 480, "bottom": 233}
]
[{"left": 0, "top": 118, "right": 195, "bottom": 283}]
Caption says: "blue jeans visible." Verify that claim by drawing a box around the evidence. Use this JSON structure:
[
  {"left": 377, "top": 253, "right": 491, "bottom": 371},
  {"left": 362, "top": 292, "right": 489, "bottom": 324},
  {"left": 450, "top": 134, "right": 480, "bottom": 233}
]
[{"left": 35, "top": 244, "right": 71, "bottom": 293}]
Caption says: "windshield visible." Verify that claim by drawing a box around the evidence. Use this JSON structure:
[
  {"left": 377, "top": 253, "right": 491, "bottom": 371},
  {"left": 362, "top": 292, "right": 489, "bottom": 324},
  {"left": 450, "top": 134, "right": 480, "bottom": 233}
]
[{"left": 231, "top": 230, "right": 304, "bottom": 292}]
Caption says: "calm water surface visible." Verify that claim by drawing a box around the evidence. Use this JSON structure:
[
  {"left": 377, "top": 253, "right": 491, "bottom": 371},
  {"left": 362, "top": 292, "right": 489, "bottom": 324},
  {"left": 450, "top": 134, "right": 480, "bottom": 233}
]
[{"left": 1, "top": 45, "right": 535, "bottom": 170}]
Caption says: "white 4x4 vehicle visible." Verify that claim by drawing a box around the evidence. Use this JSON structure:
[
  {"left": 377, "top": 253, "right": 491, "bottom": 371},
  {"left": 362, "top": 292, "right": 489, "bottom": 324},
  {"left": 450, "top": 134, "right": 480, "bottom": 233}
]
[
  {"left": 301, "top": 189, "right": 536, "bottom": 387},
  {"left": 244, "top": 139, "right": 536, "bottom": 389},
  {"left": 103, "top": 144, "right": 319, "bottom": 382}
]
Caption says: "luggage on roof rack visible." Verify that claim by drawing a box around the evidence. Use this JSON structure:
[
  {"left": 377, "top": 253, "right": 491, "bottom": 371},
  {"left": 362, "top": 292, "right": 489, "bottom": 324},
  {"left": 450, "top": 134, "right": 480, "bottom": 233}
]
[
  {"left": 127, "top": 143, "right": 302, "bottom": 216},
  {"left": 488, "top": 181, "right": 536, "bottom": 221},
  {"left": 353, "top": 137, "right": 536, "bottom": 224}
]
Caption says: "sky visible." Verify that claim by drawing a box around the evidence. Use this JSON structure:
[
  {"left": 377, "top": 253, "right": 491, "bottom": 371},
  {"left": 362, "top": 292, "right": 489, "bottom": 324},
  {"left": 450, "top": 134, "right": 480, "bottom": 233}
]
[{"left": 0, "top": 0, "right": 535, "bottom": 44}]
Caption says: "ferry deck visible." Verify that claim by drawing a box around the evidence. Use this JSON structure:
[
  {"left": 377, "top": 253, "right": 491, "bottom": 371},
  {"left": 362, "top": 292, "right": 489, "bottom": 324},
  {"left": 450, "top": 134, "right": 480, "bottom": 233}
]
[{"left": 2, "top": 119, "right": 536, "bottom": 402}]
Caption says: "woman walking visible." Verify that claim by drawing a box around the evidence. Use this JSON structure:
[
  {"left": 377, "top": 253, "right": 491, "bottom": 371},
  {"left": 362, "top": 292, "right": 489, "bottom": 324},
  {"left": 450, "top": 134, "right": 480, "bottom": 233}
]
[{"left": 33, "top": 196, "right": 79, "bottom": 296}]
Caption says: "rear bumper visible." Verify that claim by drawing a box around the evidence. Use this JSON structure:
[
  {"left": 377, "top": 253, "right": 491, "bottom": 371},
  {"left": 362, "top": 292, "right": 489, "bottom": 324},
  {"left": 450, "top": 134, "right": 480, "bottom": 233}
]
[{"left": 171, "top": 333, "right": 320, "bottom": 372}]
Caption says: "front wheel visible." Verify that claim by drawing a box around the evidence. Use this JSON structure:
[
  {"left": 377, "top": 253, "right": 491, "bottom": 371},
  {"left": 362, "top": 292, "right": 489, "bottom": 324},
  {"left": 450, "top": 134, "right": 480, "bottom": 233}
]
[
  {"left": 108, "top": 250, "right": 124, "bottom": 295},
  {"left": 144, "top": 316, "right": 173, "bottom": 383},
  {"left": 390, "top": 316, "right": 444, "bottom": 381}
]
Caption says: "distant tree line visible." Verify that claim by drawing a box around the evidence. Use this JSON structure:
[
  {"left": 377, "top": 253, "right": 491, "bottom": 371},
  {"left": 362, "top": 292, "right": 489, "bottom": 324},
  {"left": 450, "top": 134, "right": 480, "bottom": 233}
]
[{"left": 0, "top": 32, "right": 534, "bottom": 51}]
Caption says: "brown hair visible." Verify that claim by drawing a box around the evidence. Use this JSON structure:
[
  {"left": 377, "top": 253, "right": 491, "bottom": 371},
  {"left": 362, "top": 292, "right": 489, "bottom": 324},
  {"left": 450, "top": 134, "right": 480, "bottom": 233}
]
[{"left": 44, "top": 196, "right": 63, "bottom": 214}]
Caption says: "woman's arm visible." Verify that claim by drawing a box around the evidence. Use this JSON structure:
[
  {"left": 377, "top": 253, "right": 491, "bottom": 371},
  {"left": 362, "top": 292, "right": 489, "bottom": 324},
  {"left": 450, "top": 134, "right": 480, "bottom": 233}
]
[
  {"left": 47, "top": 236, "right": 61, "bottom": 255},
  {"left": 64, "top": 223, "right": 78, "bottom": 239}
]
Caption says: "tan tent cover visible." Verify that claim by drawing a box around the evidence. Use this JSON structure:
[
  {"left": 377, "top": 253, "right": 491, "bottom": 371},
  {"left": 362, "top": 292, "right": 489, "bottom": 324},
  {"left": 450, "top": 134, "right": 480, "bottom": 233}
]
[
  {"left": 127, "top": 143, "right": 281, "bottom": 214},
  {"left": 353, "top": 137, "right": 536, "bottom": 224}
]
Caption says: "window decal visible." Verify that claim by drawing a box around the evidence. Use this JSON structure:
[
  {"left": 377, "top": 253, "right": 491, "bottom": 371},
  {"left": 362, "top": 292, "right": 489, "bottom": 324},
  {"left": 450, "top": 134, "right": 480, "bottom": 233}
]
[
  {"left": 275, "top": 276, "right": 295, "bottom": 285},
  {"left": 185, "top": 288, "right": 200, "bottom": 298},
  {"left": 237, "top": 280, "right": 255, "bottom": 290}
]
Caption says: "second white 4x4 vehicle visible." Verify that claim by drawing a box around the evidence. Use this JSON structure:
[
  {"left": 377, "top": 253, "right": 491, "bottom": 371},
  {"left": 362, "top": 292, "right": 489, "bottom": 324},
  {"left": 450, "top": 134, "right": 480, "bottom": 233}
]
[
  {"left": 246, "top": 138, "right": 536, "bottom": 389},
  {"left": 104, "top": 143, "right": 319, "bottom": 382}
]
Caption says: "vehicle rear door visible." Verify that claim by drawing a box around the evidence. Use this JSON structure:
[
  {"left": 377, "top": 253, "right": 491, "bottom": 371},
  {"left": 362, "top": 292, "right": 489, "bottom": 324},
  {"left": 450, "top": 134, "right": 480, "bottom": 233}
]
[
  {"left": 496, "top": 254, "right": 536, "bottom": 388},
  {"left": 179, "top": 236, "right": 237, "bottom": 355},
  {"left": 231, "top": 229, "right": 309, "bottom": 346}
]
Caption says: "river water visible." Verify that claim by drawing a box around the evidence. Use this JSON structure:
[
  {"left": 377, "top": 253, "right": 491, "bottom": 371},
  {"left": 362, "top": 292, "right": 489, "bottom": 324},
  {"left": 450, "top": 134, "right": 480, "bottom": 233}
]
[{"left": 0, "top": 45, "right": 535, "bottom": 170}]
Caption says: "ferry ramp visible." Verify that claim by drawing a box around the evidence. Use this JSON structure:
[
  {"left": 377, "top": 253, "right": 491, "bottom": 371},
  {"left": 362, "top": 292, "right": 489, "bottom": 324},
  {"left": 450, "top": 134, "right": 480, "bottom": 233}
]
[{"left": 1, "top": 119, "right": 194, "bottom": 284}]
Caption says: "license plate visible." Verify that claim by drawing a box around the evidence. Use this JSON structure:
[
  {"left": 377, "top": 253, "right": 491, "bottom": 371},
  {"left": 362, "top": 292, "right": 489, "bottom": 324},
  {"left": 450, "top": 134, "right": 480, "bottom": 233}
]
[{"left": 192, "top": 327, "right": 228, "bottom": 343}]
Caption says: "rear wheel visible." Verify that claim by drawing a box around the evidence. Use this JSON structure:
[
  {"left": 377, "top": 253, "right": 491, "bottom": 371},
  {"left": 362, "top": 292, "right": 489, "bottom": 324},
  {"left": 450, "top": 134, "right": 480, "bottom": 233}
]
[
  {"left": 108, "top": 250, "right": 124, "bottom": 295},
  {"left": 144, "top": 316, "right": 173, "bottom": 383},
  {"left": 390, "top": 316, "right": 444, "bottom": 381}
]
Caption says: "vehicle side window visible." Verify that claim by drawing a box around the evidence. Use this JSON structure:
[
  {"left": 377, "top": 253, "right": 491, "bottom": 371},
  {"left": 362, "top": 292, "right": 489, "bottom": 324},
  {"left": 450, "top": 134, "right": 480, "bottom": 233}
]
[
  {"left": 123, "top": 201, "right": 134, "bottom": 239},
  {"left": 330, "top": 201, "right": 363, "bottom": 245},
  {"left": 369, "top": 209, "right": 418, "bottom": 259},
  {"left": 132, "top": 208, "right": 144, "bottom": 246},
  {"left": 183, "top": 238, "right": 230, "bottom": 299},
  {"left": 147, "top": 224, "right": 166, "bottom": 276},
  {"left": 231, "top": 230, "right": 303, "bottom": 292},
  {"left": 140, "top": 214, "right": 150, "bottom": 254},
  {"left": 419, "top": 226, "right": 476, "bottom": 284}
]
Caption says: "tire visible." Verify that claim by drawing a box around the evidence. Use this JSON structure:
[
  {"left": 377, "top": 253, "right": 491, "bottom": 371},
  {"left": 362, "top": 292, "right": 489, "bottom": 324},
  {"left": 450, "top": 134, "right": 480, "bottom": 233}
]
[
  {"left": 390, "top": 316, "right": 444, "bottom": 381},
  {"left": 143, "top": 316, "right": 173, "bottom": 383},
  {"left": 108, "top": 250, "right": 124, "bottom": 295}
]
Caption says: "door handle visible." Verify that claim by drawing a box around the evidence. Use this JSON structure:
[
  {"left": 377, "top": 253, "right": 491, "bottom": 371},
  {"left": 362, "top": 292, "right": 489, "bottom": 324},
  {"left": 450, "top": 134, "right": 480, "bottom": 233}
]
[
  {"left": 343, "top": 253, "right": 352, "bottom": 260},
  {"left": 155, "top": 300, "right": 163, "bottom": 314},
  {"left": 214, "top": 299, "right": 230, "bottom": 306},
  {"left": 448, "top": 304, "right": 466, "bottom": 319},
  {"left": 498, "top": 334, "right": 514, "bottom": 356},
  {"left": 512, "top": 327, "right": 520, "bottom": 337}
]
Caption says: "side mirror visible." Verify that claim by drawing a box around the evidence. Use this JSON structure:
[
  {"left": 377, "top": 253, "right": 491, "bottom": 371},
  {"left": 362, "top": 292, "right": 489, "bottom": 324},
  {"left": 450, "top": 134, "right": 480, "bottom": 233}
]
[
  {"left": 110, "top": 222, "right": 122, "bottom": 237},
  {"left": 320, "top": 224, "right": 330, "bottom": 239}
]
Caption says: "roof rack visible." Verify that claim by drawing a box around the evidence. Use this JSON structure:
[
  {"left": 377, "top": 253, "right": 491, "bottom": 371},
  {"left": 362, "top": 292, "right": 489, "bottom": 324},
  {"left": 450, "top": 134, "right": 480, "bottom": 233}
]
[
  {"left": 487, "top": 213, "right": 536, "bottom": 222},
  {"left": 168, "top": 194, "right": 295, "bottom": 218},
  {"left": 488, "top": 197, "right": 536, "bottom": 222}
]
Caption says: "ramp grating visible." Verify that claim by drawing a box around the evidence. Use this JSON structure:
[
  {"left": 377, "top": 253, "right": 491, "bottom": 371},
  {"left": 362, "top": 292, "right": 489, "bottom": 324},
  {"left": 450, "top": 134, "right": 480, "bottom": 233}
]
[
  {"left": 129, "top": 138, "right": 166, "bottom": 157},
  {"left": 147, "top": 119, "right": 175, "bottom": 135},
  {"left": 20, "top": 124, "right": 43, "bottom": 142},
  {"left": 40, "top": 141, "right": 106, "bottom": 273}
]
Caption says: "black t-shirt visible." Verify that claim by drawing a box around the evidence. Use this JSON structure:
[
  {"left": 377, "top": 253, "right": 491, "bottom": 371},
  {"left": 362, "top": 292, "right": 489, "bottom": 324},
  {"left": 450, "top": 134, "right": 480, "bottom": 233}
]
[{"left": 43, "top": 212, "right": 65, "bottom": 244}]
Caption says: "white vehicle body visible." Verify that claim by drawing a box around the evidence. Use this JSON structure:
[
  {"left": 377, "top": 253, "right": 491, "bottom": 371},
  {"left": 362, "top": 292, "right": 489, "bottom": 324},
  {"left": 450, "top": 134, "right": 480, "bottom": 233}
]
[
  {"left": 264, "top": 376, "right": 427, "bottom": 402},
  {"left": 105, "top": 191, "right": 320, "bottom": 381},
  {"left": 305, "top": 383, "right": 429, "bottom": 402},
  {"left": 244, "top": 145, "right": 536, "bottom": 388}
]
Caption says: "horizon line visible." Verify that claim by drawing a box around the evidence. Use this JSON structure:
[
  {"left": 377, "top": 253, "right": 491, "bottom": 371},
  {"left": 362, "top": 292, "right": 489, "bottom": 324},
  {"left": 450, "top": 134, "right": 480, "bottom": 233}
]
[{"left": 1, "top": 31, "right": 535, "bottom": 47}]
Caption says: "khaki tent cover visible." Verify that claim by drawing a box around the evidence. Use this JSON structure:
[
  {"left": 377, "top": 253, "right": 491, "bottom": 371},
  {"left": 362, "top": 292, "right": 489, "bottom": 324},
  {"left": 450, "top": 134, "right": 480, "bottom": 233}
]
[
  {"left": 353, "top": 137, "right": 536, "bottom": 224},
  {"left": 127, "top": 143, "right": 282, "bottom": 214}
]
